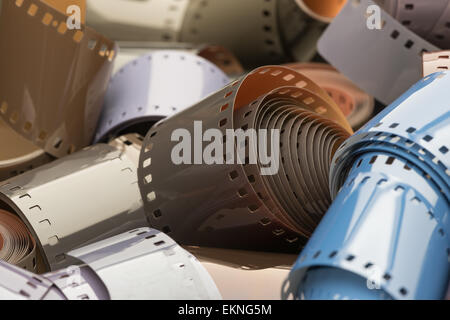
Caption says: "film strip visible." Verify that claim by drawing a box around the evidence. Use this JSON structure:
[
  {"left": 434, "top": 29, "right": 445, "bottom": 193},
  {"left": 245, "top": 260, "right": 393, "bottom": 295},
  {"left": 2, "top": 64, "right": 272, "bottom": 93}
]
[
  {"left": 381, "top": 0, "right": 450, "bottom": 49},
  {"left": 422, "top": 50, "right": 450, "bottom": 77},
  {"left": 0, "top": 118, "right": 53, "bottom": 182},
  {"left": 0, "top": 260, "right": 65, "bottom": 300},
  {"left": 86, "top": 0, "right": 190, "bottom": 42},
  {"left": 1, "top": 228, "right": 221, "bottom": 300},
  {"left": 285, "top": 63, "right": 374, "bottom": 129},
  {"left": 137, "top": 65, "right": 352, "bottom": 253},
  {"left": 317, "top": 0, "right": 440, "bottom": 105},
  {"left": 283, "top": 72, "right": 450, "bottom": 300},
  {"left": 113, "top": 41, "right": 244, "bottom": 77},
  {"left": 0, "top": 0, "right": 116, "bottom": 159},
  {"left": 186, "top": 246, "right": 296, "bottom": 299},
  {"left": 94, "top": 50, "right": 230, "bottom": 143},
  {"left": 87, "top": 0, "right": 345, "bottom": 68},
  {"left": 0, "top": 134, "right": 147, "bottom": 272}
]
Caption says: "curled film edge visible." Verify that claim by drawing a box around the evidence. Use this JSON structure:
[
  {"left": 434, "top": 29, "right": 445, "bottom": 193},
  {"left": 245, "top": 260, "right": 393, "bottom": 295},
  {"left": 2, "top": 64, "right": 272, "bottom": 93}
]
[
  {"left": 87, "top": 0, "right": 345, "bottom": 68},
  {"left": 0, "top": 0, "right": 116, "bottom": 160},
  {"left": 317, "top": 0, "right": 441, "bottom": 105},
  {"left": 0, "top": 134, "right": 147, "bottom": 272},
  {"left": 94, "top": 50, "right": 230, "bottom": 143},
  {"left": 285, "top": 63, "right": 375, "bottom": 129},
  {"left": 137, "top": 65, "right": 353, "bottom": 253},
  {"left": 282, "top": 72, "right": 450, "bottom": 300},
  {"left": 0, "top": 228, "right": 221, "bottom": 300}
]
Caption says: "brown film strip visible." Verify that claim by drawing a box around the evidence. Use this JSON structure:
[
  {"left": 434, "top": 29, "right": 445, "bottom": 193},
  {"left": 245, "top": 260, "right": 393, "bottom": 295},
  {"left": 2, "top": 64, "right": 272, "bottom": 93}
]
[
  {"left": 138, "top": 66, "right": 352, "bottom": 253},
  {"left": 0, "top": 0, "right": 116, "bottom": 159}
]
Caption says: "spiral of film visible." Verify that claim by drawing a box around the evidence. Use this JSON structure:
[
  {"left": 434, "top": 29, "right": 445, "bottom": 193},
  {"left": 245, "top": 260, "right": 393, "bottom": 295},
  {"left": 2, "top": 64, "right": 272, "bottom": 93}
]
[
  {"left": 137, "top": 65, "right": 352, "bottom": 253},
  {"left": 87, "top": 0, "right": 346, "bottom": 68},
  {"left": 0, "top": 134, "right": 147, "bottom": 272},
  {"left": 0, "top": 228, "right": 221, "bottom": 300},
  {"left": 283, "top": 71, "right": 449, "bottom": 300}
]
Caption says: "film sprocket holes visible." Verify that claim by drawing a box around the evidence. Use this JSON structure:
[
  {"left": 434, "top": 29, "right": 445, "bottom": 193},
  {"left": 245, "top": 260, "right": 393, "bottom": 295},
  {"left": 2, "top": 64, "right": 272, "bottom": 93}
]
[
  {"left": 94, "top": 50, "right": 230, "bottom": 143},
  {"left": 422, "top": 50, "right": 450, "bottom": 77},
  {"left": 0, "top": 228, "right": 221, "bottom": 300},
  {"left": 318, "top": 0, "right": 440, "bottom": 105},
  {"left": 285, "top": 63, "right": 374, "bottom": 129},
  {"left": 87, "top": 0, "right": 343, "bottom": 68},
  {"left": 138, "top": 65, "right": 352, "bottom": 253},
  {"left": 0, "top": 0, "right": 116, "bottom": 159},
  {"left": 112, "top": 41, "right": 244, "bottom": 77},
  {"left": 283, "top": 72, "right": 450, "bottom": 300},
  {"left": 0, "top": 134, "right": 147, "bottom": 272}
]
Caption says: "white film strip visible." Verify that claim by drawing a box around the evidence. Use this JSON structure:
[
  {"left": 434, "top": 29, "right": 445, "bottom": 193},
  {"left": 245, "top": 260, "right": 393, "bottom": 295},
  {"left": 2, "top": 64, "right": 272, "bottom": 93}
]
[
  {"left": 318, "top": 0, "right": 439, "bottom": 105},
  {"left": 0, "top": 134, "right": 147, "bottom": 272},
  {"left": 94, "top": 50, "right": 230, "bottom": 143}
]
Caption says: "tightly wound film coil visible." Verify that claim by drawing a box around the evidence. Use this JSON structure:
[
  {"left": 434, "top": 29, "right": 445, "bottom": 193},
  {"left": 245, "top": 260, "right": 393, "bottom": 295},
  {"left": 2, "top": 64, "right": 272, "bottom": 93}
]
[
  {"left": 0, "top": 0, "right": 116, "bottom": 159},
  {"left": 317, "top": 0, "right": 445, "bottom": 105},
  {"left": 87, "top": 0, "right": 346, "bottom": 68},
  {"left": 285, "top": 63, "right": 374, "bottom": 129},
  {"left": 0, "top": 134, "right": 147, "bottom": 272},
  {"left": 0, "top": 228, "right": 221, "bottom": 300},
  {"left": 95, "top": 50, "right": 230, "bottom": 143},
  {"left": 283, "top": 71, "right": 450, "bottom": 300},
  {"left": 138, "top": 65, "right": 352, "bottom": 253}
]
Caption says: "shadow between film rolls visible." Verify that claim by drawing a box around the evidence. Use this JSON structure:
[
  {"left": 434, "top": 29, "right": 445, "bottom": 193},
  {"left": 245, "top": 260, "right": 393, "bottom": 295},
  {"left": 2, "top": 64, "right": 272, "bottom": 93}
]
[
  {"left": 317, "top": 0, "right": 447, "bottom": 105},
  {"left": 87, "top": 0, "right": 346, "bottom": 68},
  {"left": 137, "top": 65, "right": 353, "bottom": 253},
  {"left": 94, "top": 50, "right": 231, "bottom": 143},
  {"left": 285, "top": 63, "right": 375, "bottom": 130},
  {"left": 0, "top": 134, "right": 148, "bottom": 272},
  {"left": 0, "top": 0, "right": 116, "bottom": 160},
  {"left": 0, "top": 228, "right": 221, "bottom": 300},
  {"left": 283, "top": 72, "right": 450, "bottom": 300}
]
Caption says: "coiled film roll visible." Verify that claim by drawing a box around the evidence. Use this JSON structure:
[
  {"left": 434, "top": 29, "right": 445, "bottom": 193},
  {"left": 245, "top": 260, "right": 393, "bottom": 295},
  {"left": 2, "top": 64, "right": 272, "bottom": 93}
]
[
  {"left": 87, "top": 0, "right": 345, "bottom": 68},
  {"left": 317, "top": 0, "right": 441, "bottom": 105},
  {"left": 285, "top": 63, "right": 374, "bottom": 129},
  {"left": 0, "top": 228, "right": 221, "bottom": 300},
  {"left": 0, "top": 0, "right": 116, "bottom": 159},
  {"left": 95, "top": 50, "right": 230, "bottom": 143},
  {"left": 138, "top": 65, "right": 352, "bottom": 253},
  {"left": 113, "top": 42, "right": 244, "bottom": 77},
  {"left": 0, "top": 210, "right": 36, "bottom": 270},
  {"left": 283, "top": 72, "right": 450, "bottom": 300},
  {"left": 0, "top": 134, "right": 147, "bottom": 272},
  {"left": 186, "top": 246, "right": 296, "bottom": 300}
]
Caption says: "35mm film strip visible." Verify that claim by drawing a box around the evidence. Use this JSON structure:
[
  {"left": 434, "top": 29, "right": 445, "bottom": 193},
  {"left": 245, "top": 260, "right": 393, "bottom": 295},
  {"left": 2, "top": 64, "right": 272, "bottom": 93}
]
[
  {"left": 318, "top": 0, "right": 440, "bottom": 105},
  {"left": 138, "top": 66, "right": 352, "bottom": 253}
]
